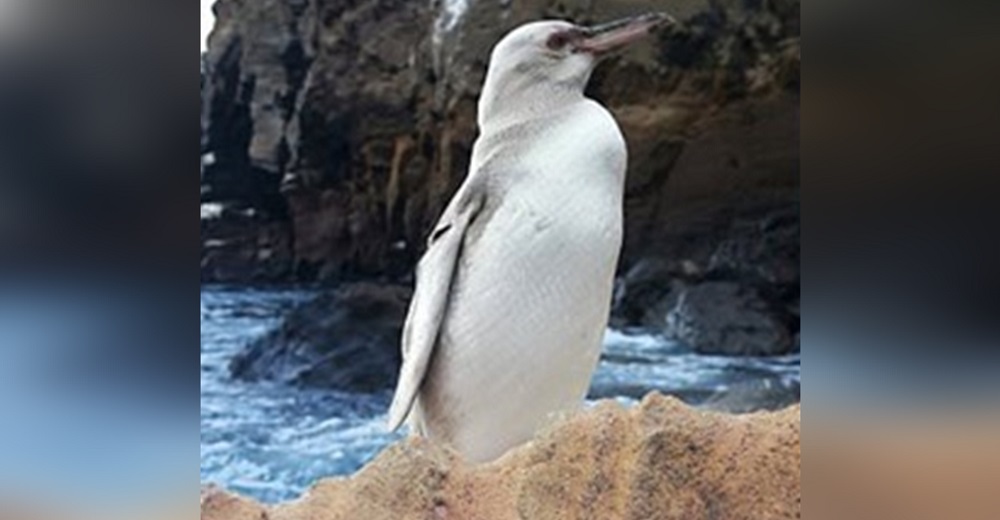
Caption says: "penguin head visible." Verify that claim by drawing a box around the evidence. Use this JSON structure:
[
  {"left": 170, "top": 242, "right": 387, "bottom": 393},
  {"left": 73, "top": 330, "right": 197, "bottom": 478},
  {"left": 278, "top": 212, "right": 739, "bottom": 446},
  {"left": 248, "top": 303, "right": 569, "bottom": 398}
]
[
  {"left": 486, "top": 14, "right": 671, "bottom": 94},
  {"left": 479, "top": 13, "right": 671, "bottom": 125}
]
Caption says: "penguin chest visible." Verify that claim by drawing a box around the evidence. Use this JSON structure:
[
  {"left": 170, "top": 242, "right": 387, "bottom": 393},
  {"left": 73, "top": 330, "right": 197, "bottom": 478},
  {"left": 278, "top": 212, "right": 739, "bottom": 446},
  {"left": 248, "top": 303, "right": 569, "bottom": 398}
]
[
  {"left": 450, "top": 106, "right": 627, "bottom": 355},
  {"left": 498, "top": 177, "right": 622, "bottom": 283},
  {"left": 448, "top": 162, "right": 624, "bottom": 369}
]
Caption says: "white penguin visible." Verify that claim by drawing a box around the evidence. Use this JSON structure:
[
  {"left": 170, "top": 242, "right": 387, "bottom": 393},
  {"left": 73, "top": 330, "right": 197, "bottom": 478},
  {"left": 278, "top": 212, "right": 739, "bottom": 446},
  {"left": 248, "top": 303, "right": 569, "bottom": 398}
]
[{"left": 387, "top": 13, "right": 671, "bottom": 463}]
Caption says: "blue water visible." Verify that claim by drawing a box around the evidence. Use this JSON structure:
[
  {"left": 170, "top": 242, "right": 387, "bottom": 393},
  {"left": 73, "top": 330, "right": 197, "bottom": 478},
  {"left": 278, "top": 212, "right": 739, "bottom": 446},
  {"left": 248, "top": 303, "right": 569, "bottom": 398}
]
[{"left": 200, "top": 287, "right": 800, "bottom": 503}]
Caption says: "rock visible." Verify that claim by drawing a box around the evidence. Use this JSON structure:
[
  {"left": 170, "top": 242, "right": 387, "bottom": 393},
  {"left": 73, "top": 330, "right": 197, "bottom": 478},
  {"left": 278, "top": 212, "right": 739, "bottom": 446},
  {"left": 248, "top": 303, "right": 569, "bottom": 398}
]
[
  {"left": 610, "top": 259, "right": 690, "bottom": 329},
  {"left": 200, "top": 203, "right": 293, "bottom": 283},
  {"left": 229, "top": 282, "right": 409, "bottom": 391},
  {"left": 702, "top": 377, "right": 801, "bottom": 414},
  {"left": 201, "top": 487, "right": 264, "bottom": 520},
  {"left": 201, "top": 393, "right": 801, "bottom": 520},
  {"left": 708, "top": 205, "right": 800, "bottom": 287},
  {"left": 612, "top": 202, "right": 799, "bottom": 355},
  {"left": 664, "top": 281, "right": 792, "bottom": 356},
  {"left": 201, "top": 0, "right": 800, "bottom": 285}
]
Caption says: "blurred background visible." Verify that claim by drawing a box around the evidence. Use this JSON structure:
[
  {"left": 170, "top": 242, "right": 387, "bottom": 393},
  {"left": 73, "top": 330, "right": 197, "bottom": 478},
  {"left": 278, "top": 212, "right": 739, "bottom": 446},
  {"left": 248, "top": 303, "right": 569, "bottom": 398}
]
[{"left": 0, "top": 0, "right": 195, "bottom": 516}]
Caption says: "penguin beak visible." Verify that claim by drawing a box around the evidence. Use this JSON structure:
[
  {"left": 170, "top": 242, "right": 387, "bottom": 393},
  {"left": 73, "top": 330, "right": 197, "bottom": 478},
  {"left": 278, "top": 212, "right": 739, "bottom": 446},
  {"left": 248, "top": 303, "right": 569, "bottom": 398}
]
[{"left": 576, "top": 12, "right": 673, "bottom": 55}]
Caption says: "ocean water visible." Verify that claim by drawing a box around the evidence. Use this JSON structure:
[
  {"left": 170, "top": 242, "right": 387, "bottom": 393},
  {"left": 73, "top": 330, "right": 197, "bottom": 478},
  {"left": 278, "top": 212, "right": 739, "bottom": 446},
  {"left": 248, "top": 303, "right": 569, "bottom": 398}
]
[{"left": 200, "top": 286, "right": 800, "bottom": 503}]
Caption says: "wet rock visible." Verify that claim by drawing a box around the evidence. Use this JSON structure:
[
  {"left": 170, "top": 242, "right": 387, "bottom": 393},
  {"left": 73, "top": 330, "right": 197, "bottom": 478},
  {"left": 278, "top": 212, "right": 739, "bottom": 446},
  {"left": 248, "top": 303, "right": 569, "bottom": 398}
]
[
  {"left": 201, "top": 0, "right": 800, "bottom": 285},
  {"left": 201, "top": 393, "right": 801, "bottom": 520},
  {"left": 709, "top": 205, "right": 800, "bottom": 287},
  {"left": 664, "top": 281, "right": 793, "bottom": 356},
  {"left": 610, "top": 259, "right": 690, "bottom": 329},
  {"left": 200, "top": 203, "right": 293, "bottom": 283},
  {"left": 612, "top": 200, "right": 800, "bottom": 355},
  {"left": 702, "top": 377, "right": 801, "bottom": 413},
  {"left": 229, "top": 282, "right": 409, "bottom": 391}
]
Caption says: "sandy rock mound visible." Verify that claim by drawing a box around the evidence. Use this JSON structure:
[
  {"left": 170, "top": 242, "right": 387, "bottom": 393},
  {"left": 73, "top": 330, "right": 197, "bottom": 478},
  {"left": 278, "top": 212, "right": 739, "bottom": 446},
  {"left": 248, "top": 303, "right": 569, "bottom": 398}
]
[{"left": 202, "top": 393, "right": 800, "bottom": 520}]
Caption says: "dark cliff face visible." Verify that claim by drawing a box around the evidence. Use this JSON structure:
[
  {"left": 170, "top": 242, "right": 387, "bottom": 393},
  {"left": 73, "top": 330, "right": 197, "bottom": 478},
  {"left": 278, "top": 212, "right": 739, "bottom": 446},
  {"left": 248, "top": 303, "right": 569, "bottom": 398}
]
[{"left": 201, "top": 0, "right": 800, "bottom": 353}]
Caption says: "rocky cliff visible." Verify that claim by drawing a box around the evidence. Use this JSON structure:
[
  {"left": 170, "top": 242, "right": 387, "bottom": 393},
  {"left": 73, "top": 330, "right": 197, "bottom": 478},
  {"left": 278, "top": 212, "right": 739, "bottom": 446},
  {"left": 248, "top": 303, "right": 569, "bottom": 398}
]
[
  {"left": 201, "top": 393, "right": 801, "bottom": 519},
  {"left": 201, "top": 0, "right": 799, "bottom": 353}
]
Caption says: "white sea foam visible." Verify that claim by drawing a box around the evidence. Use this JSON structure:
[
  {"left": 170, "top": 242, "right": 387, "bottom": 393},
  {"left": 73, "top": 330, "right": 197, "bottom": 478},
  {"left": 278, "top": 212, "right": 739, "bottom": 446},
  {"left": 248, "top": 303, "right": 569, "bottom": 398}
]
[{"left": 201, "top": 202, "right": 224, "bottom": 220}]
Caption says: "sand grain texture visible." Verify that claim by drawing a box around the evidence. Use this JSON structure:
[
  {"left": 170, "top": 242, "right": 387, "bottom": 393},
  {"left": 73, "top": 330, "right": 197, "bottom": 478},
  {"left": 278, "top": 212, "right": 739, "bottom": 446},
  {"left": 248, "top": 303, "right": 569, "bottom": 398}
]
[{"left": 202, "top": 393, "right": 801, "bottom": 520}]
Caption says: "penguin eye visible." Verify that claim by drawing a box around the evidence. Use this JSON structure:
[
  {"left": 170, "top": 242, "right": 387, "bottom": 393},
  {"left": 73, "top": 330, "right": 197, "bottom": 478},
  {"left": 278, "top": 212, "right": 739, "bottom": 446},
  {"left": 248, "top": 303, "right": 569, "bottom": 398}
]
[{"left": 546, "top": 32, "right": 570, "bottom": 50}]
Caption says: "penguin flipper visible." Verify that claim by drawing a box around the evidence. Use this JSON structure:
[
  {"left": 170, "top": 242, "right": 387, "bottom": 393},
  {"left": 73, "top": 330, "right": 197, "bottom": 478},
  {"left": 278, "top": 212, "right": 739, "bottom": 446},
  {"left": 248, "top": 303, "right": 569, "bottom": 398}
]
[{"left": 386, "top": 182, "right": 485, "bottom": 432}]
